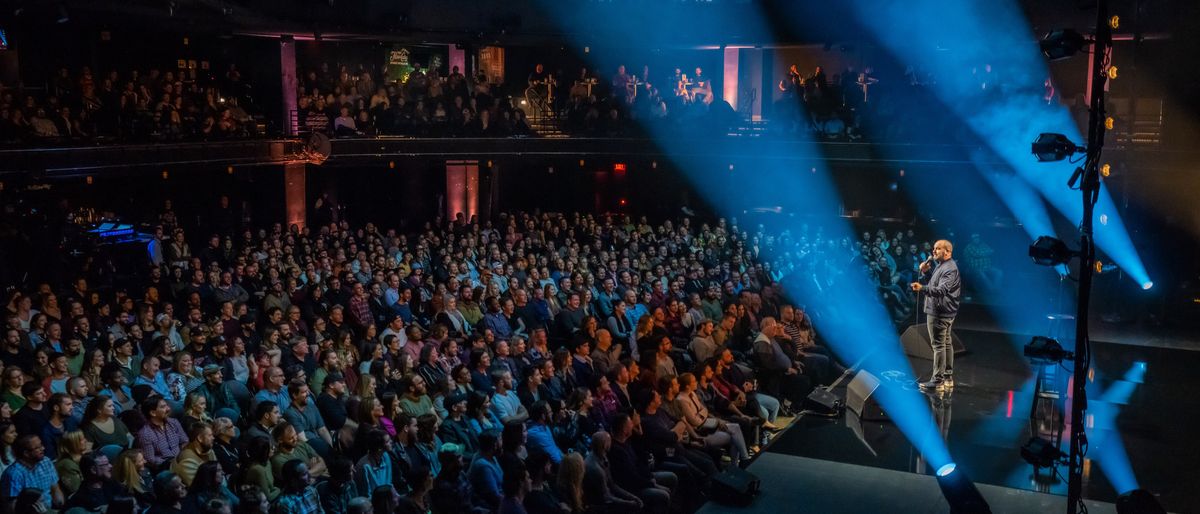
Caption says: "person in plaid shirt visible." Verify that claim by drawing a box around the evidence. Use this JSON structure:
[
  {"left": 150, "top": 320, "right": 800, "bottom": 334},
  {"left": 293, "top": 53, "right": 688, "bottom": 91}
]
[
  {"left": 136, "top": 396, "right": 189, "bottom": 470},
  {"left": 0, "top": 435, "right": 64, "bottom": 509},
  {"left": 273, "top": 459, "right": 323, "bottom": 514}
]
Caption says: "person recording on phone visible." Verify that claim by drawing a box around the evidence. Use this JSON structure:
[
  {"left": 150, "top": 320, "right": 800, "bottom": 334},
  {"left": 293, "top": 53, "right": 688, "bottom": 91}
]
[{"left": 910, "top": 239, "right": 960, "bottom": 392}]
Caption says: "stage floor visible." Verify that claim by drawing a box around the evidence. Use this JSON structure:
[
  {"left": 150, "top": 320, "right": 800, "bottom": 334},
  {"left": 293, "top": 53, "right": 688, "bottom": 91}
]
[{"left": 744, "top": 329, "right": 1198, "bottom": 513}]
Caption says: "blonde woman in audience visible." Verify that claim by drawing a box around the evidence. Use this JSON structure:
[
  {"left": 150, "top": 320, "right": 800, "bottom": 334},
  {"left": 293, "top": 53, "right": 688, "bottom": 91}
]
[{"left": 55, "top": 430, "right": 92, "bottom": 496}]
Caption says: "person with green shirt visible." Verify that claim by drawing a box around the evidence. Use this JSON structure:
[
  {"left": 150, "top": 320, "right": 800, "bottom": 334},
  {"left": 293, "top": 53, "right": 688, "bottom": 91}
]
[
  {"left": 398, "top": 373, "right": 436, "bottom": 419},
  {"left": 269, "top": 422, "right": 327, "bottom": 481},
  {"left": 308, "top": 350, "right": 340, "bottom": 393},
  {"left": 0, "top": 367, "right": 26, "bottom": 412}
]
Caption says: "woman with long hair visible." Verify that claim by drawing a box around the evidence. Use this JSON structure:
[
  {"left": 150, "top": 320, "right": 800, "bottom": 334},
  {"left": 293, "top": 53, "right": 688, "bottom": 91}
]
[
  {"left": 552, "top": 348, "right": 578, "bottom": 392},
  {"left": 223, "top": 336, "right": 251, "bottom": 384},
  {"left": 352, "top": 397, "right": 383, "bottom": 460},
  {"left": 55, "top": 430, "right": 92, "bottom": 496},
  {"left": 114, "top": 448, "right": 153, "bottom": 500},
  {"left": 167, "top": 351, "right": 202, "bottom": 397},
  {"left": 187, "top": 461, "right": 239, "bottom": 510},
  {"left": 543, "top": 284, "right": 562, "bottom": 319},
  {"left": 465, "top": 390, "right": 503, "bottom": 437},
  {"left": 81, "top": 394, "right": 133, "bottom": 448},
  {"left": 416, "top": 345, "right": 446, "bottom": 392},
  {"left": 27, "top": 313, "right": 48, "bottom": 347},
  {"left": 80, "top": 348, "right": 107, "bottom": 393},
  {"left": 555, "top": 452, "right": 587, "bottom": 513},
  {"left": 379, "top": 392, "right": 401, "bottom": 438},
  {"left": 355, "top": 374, "right": 378, "bottom": 406},
  {"left": 241, "top": 435, "right": 280, "bottom": 500},
  {"left": 181, "top": 392, "right": 212, "bottom": 434},
  {"left": 32, "top": 346, "right": 53, "bottom": 382},
  {"left": 0, "top": 421, "right": 15, "bottom": 478}
]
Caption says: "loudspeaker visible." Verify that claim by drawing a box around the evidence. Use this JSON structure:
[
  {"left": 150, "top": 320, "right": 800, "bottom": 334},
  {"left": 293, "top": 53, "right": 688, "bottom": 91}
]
[
  {"left": 901, "top": 323, "right": 967, "bottom": 360},
  {"left": 845, "top": 370, "right": 888, "bottom": 421},
  {"left": 805, "top": 387, "right": 841, "bottom": 414},
  {"left": 710, "top": 466, "right": 761, "bottom": 506}
]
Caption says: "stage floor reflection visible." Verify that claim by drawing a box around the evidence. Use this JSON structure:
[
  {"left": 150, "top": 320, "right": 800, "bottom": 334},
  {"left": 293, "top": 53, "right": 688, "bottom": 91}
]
[{"left": 762, "top": 329, "right": 1199, "bottom": 512}]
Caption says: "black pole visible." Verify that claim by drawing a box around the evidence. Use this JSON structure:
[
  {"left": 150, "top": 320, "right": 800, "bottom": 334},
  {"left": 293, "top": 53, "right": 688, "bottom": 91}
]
[{"left": 1067, "top": 0, "right": 1111, "bottom": 512}]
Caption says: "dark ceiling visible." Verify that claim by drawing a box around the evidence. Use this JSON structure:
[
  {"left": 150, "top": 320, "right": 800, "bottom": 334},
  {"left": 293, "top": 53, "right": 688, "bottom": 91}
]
[{"left": 2, "top": 0, "right": 1182, "bottom": 48}]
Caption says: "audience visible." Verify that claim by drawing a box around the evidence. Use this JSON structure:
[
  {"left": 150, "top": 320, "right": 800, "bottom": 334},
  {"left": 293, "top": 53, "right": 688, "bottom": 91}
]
[{"left": 0, "top": 189, "right": 948, "bottom": 514}]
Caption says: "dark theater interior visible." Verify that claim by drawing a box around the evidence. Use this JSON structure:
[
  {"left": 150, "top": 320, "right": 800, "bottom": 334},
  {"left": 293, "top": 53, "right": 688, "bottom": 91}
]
[{"left": 1, "top": 1, "right": 1198, "bottom": 513}]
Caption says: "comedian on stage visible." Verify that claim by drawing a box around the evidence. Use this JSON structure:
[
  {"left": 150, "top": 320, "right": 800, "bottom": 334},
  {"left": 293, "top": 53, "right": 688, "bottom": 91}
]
[{"left": 911, "top": 239, "right": 961, "bottom": 392}]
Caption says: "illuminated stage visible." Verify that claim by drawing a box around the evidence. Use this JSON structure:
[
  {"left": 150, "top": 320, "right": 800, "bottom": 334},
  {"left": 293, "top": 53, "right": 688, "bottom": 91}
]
[{"left": 700, "top": 327, "right": 1199, "bottom": 513}]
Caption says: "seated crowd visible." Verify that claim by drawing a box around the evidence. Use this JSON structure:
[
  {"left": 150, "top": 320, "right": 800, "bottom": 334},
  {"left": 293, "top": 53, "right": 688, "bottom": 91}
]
[
  {"left": 0, "top": 64, "right": 259, "bottom": 144},
  {"left": 0, "top": 205, "right": 943, "bottom": 514},
  {"left": 297, "top": 62, "right": 534, "bottom": 138}
]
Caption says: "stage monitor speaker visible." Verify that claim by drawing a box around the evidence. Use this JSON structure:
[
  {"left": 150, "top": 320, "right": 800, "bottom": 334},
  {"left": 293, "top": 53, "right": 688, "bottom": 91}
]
[
  {"left": 710, "top": 466, "right": 761, "bottom": 506},
  {"left": 845, "top": 370, "right": 888, "bottom": 421},
  {"left": 901, "top": 324, "right": 966, "bottom": 360},
  {"left": 805, "top": 387, "right": 840, "bottom": 414}
]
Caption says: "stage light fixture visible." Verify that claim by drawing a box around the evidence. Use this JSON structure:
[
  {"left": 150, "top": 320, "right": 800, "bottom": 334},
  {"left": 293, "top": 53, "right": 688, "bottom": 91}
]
[
  {"left": 1115, "top": 489, "right": 1166, "bottom": 514},
  {"left": 1105, "top": 117, "right": 1115, "bottom": 130},
  {"left": 1031, "top": 133, "right": 1083, "bottom": 162},
  {"left": 1025, "top": 336, "right": 1074, "bottom": 364},
  {"left": 1109, "top": 16, "right": 1120, "bottom": 30},
  {"left": 1040, "top": 29, "right": 1087, "bottom": 61},
  {"left": 1107, "top": 66, "right": 1119, "bottom": 80},
  {"left": 1101, "top": 163, "right": 1111, "bottom": 177},
  {"left": 1020, "top": 436, "right": 1065, "bottom": 468},
  {"left": 1142, "top": 281, "right": 1153, "bottom": 290},
  {"left": 935, "top": 463, "right": 992, "bottom": 514},
  {"left": 1029, "top": 236, "right": 1075, "bottom": 266}
]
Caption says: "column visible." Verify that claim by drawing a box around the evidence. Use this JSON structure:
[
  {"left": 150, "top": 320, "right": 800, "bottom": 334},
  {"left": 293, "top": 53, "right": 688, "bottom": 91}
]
[
  {"left": 723, "top": 46, "right": 740, "bottom": 110},
  {"left": 740, "top": 48, "right": 764, "bottom": 121},
  {"left": 448, "top": 44, "right": 466, "bottom": 76},
  {"left": 445, "top": 160, "right": 479, "bottom": 221},
  {"left": 281, "top": 35, "right": 298, "bottom": 136},
  {"left": 284, "top": 163, "right": 306, "bottom": 229}
]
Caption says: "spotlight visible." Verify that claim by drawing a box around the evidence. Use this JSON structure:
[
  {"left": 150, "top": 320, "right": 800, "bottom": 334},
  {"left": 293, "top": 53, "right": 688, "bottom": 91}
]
[
  {"left": 1029, "top": 236, "right": 1075, "bottom": 266},
  {"left": 1109, "top": 15, "right": 1120, "bottom": 30},
  {"left": 1108, "top": 66, "right": 1119, "bottom": 80},
  {"left": 1115, "top": 489, "right": 1166, "bottom": 514},
  {"left": 1105, "top": 117, "right": 1115, "bottom": 130},
  {"left": 1100, "top": 163, "right": 1111, "bottom": 177},
  {"left": 1020, "top": 436, "right": 1065, "bottom": 468},
  {"left": 1141, "top": 281, "right": 1153, "bottom": 290},
  {"left": 1031, "top": 133, "right": 1083, "bottom": 162},
  {"left": 935, "top": 463, "right": 991, "bottom": 514},
  {"left": 1040, "top": 29, "right": 1087, "bottom": 61},
  {"left": 1025, "top": 336, "right": 1074, "bottom": 364}
]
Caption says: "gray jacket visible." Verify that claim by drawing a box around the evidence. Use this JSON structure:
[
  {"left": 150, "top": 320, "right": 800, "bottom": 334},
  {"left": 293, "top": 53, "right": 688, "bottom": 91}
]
[{"left": 922, "top": 259, "right": 961, "bottom": 318}]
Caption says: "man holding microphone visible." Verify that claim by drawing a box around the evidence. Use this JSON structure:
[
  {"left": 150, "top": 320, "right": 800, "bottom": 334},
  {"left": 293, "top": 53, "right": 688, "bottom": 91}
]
[{"left": 911, "top": 239, "right": 961, "bottom": 392}]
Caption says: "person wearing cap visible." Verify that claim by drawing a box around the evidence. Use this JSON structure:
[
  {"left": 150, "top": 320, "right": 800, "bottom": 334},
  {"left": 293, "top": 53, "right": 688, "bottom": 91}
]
[
  {"left": 314, "top": 372, "right": 349, "bottom": 435},
  {"left": 429, "top": 442, "right": 472, "bottom": 514},
  {"left": 437, "top": 393, "right": 476, "bottom": 457},
  {"left": 197, "top": 363, "right": 239, "bottom": 421},
  {"left": 238, "top": 315, "right": 261, "bottom": 355}
]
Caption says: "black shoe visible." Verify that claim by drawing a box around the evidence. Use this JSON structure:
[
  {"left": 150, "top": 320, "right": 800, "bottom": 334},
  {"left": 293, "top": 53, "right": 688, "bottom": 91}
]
[{"left": 918, "top": 379, "right": 945, "bottom": 392}]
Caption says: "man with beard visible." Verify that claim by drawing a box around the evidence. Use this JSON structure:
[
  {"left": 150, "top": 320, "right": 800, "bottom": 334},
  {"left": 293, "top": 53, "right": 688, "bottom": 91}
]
[
  {"left": 64, "top": 453, "right": 127, "bottom": 510},
  {"left": 0, "top": 329, "right": 32, "bottom": 373},
  {"left": 170, "top": 421, "right": 216, "bottom": 486},
  {"left": 271, "top": 421, "right": 328, "bottom": 479},
  {"left": 198, "top": 364, "right": 239, "bottom": 420}
]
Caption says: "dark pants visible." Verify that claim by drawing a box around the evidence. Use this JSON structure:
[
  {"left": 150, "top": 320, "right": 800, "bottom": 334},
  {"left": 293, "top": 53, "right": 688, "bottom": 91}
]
[{"left": 926, "top": 316, "right": 955, "bottom": 380}]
